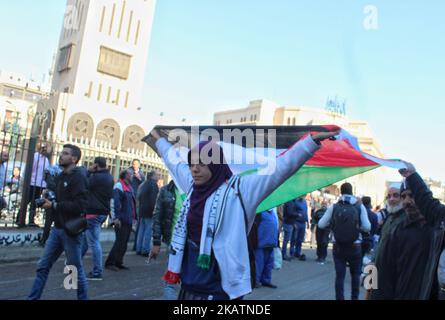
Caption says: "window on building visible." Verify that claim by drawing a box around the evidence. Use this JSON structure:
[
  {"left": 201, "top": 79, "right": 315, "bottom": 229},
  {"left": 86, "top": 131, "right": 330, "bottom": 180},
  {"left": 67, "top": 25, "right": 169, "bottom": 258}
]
[
  {"left": 115, "top": 89, "right": 120, "bottom": 105},
  {"left": 97, "top": 84, "right": 102, "bottom": 101},
  {"left": 135, "top": 20, "right": 141, "bottom": 45},
  {"left": 254, "top": 114, "right": 257, "bottom": 121},
  {"left": 127, "top": 11, "right": 133, "bottom": 42},
  {"left": 107, "top": 86, "right": 112, "bottom": 103},
  {"left": 124, "top": 92, "right": 129, "bottom": 108},
  {"left": 99, "top": 6, "right": 106, "bottom": 32},
  {"left": 292, "top": 117, "right": 296, "bottom": 125},
  {"left": 109, "top": 3, "right": 116, "bottom": 36},
  {"left": 287, "top": 117, "right": 291, "bottom": 125},
  {"left": 57, "top": 44, "right": 75, "bottom": 72},
  {"left": 86, "top": 81, "right": 93, "bottom": 98},
  {"left": 97, "top": 46, "right": 132, "bottom": 80},
  {"left": 117, "top": 1, "right": 126, "bottom": 38}
]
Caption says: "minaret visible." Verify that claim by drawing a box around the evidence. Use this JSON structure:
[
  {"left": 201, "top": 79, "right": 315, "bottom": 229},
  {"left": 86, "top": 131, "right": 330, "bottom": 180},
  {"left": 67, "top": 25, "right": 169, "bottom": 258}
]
[{"left": 44, "top": 0, "right": 156, "bottom": 151}]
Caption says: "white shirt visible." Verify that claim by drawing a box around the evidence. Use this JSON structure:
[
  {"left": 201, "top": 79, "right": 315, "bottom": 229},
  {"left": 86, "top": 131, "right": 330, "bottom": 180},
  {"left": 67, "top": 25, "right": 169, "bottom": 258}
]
[{"left": 30, "top": 152, "right": 50, "bottom": 188}]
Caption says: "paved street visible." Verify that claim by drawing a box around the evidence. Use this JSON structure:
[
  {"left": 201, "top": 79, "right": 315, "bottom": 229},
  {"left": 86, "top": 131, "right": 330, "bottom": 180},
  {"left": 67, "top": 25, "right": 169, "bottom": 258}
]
[{"left": 0, "top": 243, "right": 362, "bottom": 300}]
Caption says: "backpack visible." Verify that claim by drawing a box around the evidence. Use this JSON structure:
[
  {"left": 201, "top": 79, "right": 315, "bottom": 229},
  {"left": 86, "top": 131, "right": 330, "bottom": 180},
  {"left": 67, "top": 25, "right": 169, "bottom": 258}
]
[{"left": 331, "top": 201, "right": 362, "bottom": 245}]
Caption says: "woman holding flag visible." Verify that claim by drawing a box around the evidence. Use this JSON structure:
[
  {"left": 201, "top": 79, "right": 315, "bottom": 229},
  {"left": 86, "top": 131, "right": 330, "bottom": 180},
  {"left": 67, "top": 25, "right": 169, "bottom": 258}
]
[{"left": 147, "top": 128, "right": 338, "bottom": 300}]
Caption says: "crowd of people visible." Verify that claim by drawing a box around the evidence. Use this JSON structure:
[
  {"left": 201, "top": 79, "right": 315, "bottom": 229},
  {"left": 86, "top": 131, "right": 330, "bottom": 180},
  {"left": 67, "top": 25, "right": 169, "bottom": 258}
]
[{"left": 6, "top": 127, "right": 442, "bottom": 301}]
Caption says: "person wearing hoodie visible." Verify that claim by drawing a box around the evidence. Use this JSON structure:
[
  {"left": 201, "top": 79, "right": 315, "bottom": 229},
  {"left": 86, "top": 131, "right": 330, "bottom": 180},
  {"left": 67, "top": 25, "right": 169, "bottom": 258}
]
[
  {"left": 318, "top": 183, "right": 371, "bottom": 300},
  {"left": 147, "top": 128, "right": 338, "bottom": 300}
]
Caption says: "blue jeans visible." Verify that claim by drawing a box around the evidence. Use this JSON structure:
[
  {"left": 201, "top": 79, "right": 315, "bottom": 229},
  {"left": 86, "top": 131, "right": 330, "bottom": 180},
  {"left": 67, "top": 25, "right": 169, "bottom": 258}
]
[
  {"left": 28, "top": 227, "right": 88, "bottom": 300},
  {"left": 294, "top": 222, "right": 307, "bottom": 256},
  {"left": 136, "top": 217, "right": 153, "bottom": 255},
  {"left": 333, "top": 244, "right": 362, "bottom": 300},
  {"left": 81, "top": 215, "right": 107, "bottom": 276},
  {"left": 282, "top": 223, "right": 297, "bottom": 257},
  {"left": 164, "top": 281, "right": 178, "bottom": 300},
  {"left": 255, "top": 248, "right": 274, "bottom": 285}
]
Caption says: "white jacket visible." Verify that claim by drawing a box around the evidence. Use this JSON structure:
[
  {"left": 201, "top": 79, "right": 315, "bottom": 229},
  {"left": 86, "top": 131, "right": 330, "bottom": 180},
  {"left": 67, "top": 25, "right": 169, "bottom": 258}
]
[{"left": 156, "top": 135, "right": 320, "bottom": 299}]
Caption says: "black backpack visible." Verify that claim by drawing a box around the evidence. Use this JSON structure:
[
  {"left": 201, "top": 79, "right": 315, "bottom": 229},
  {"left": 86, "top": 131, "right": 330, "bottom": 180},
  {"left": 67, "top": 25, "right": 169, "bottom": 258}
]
[{"left": 331, "top": 201, "right": 361, "bottom": 244}]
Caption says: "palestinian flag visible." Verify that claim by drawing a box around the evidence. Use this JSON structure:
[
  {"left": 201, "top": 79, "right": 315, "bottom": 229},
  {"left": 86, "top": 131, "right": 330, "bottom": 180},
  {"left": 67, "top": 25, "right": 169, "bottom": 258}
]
[{"left": 143, "top": 125, "right": 405, "bottom": 213}]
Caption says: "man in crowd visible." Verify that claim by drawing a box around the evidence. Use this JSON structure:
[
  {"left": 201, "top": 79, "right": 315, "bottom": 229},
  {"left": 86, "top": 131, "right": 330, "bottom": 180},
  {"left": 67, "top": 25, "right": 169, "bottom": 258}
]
[
  {"left": 361, "top": 196, "right": 378, "bottom": 256},
  {"left": 27, "top": 144, "right": 50, "bottom": 227},
  {"left": 105, "top": 169, "right": 136, "bottom": 271},
  {"left": 128, "top": 159, "right": 145, "bottom": 251},
  {"left": 81, "top": 157, "right": 114, "bottom": 280},
  {"left": 370, "top": 183, "right": 406, "bottom": 299},
  {"left": 28, "top": 144, "right": 89, "bottom": 300},
  {"left": 293, "top": 196, "right": 309, "bottom": 261},
  {"left": 135, "top": 170, "right": 160, "bottom": 256},
  {"left": 319, "top": 183, "right": 370, "bottom": 300},
  {"left": 128, "top": 159, "right": 145, "bottom": 195},
  {"left": 282, "top": 198, "right": 299, "bottom": 261},
  {"left": 373, "top": 162, "right": 445, "bottom": 300},
  {"left": 312, "top": 199, "right": 329, "bottom": 264},
  {"left": 253, "top": 208, "right": 279, "bottom": 289}
]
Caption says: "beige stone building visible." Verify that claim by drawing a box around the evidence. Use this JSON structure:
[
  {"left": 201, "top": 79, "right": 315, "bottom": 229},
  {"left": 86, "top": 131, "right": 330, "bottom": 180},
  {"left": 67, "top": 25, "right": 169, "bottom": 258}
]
[{"left": 214, "top": 99, "right": 391, "bottom": 207}]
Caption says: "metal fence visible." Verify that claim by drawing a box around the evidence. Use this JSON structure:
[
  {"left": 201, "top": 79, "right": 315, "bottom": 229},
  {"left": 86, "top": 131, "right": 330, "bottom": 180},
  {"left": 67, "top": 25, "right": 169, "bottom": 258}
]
[{"left": 0, "top": 113, "right": 167, "bottom": 228}]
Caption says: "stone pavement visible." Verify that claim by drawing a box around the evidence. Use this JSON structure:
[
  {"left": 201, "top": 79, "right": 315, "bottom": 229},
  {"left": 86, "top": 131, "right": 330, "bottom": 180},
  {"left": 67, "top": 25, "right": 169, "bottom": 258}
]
[{"left": 0, "top": 241, "right": 363, "bottom": 300}]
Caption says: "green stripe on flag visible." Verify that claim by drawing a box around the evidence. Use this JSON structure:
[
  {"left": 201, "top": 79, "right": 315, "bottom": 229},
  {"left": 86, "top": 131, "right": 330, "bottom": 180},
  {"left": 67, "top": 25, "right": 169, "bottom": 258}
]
[{"left": 255, "top": 165, "right": 379, "bottom": 213}]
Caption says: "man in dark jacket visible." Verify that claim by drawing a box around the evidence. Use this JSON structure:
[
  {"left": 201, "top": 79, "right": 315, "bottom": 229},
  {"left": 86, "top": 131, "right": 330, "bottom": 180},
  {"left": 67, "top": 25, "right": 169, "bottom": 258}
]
[
  {"left": 128, "top": 159, "right": 145, "bottom": 252},
  {"left": 135, "top": 170, "right": 160, "bottom": 256},
  {"left": 28, "top": 144, "right": 89, "bottom": 300},
  {"left": 150, "top": 180, "right": 183, "bottom": 300},
  {"left": 81, "top": 157, "right": 114, "bottom": 280},
  {"left": 282, "top": 199, "right": 299, "bottom": 261},
  {"left": 105, "top": 170, "right": 136, "bottom": 271},
  {"left": 370, "top": 183, "right": 406, "bottom": 300},
  {"left": 396, "top": 162, "right": 445, "bottom": 299},
  {"left": 313, "top": 200, "right": 329, "bottom": 263},
  {"left": 128, "top": 159, "right": 145, "bottom": 195}
]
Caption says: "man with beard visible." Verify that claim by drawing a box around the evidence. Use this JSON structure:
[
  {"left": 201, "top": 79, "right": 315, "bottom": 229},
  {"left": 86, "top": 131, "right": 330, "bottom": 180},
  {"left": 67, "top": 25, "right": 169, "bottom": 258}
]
[
  {"left": 397, "top": 162, "right": 445, "bottom": 300},
  {"left": 376, "top": 181, "right": 441, "bottom": 299},
  {"left": 28, "top": 144, "right": 89, "bottom": 300},
  {"left": 369, "top": 183, "right": 406, "bottom": 300}
]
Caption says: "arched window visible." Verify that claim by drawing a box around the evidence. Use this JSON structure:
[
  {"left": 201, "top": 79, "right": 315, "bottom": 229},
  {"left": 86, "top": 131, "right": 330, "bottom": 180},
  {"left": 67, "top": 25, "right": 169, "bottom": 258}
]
[
  {"left": 67, "top": 113, "right": 94, "bottom": 141},
  {"left": 95, "top": 119, "right": 121, "bottom": 149},
  {"left": 121, "top": 125, "right": 145, "bottom": 152}
]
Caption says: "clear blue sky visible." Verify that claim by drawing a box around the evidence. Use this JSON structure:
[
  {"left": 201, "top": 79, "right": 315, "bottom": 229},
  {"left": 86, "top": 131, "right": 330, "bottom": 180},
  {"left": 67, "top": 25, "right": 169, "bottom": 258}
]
[{"left": 1, "top": 0, "right": 444, "bottom": 181}]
